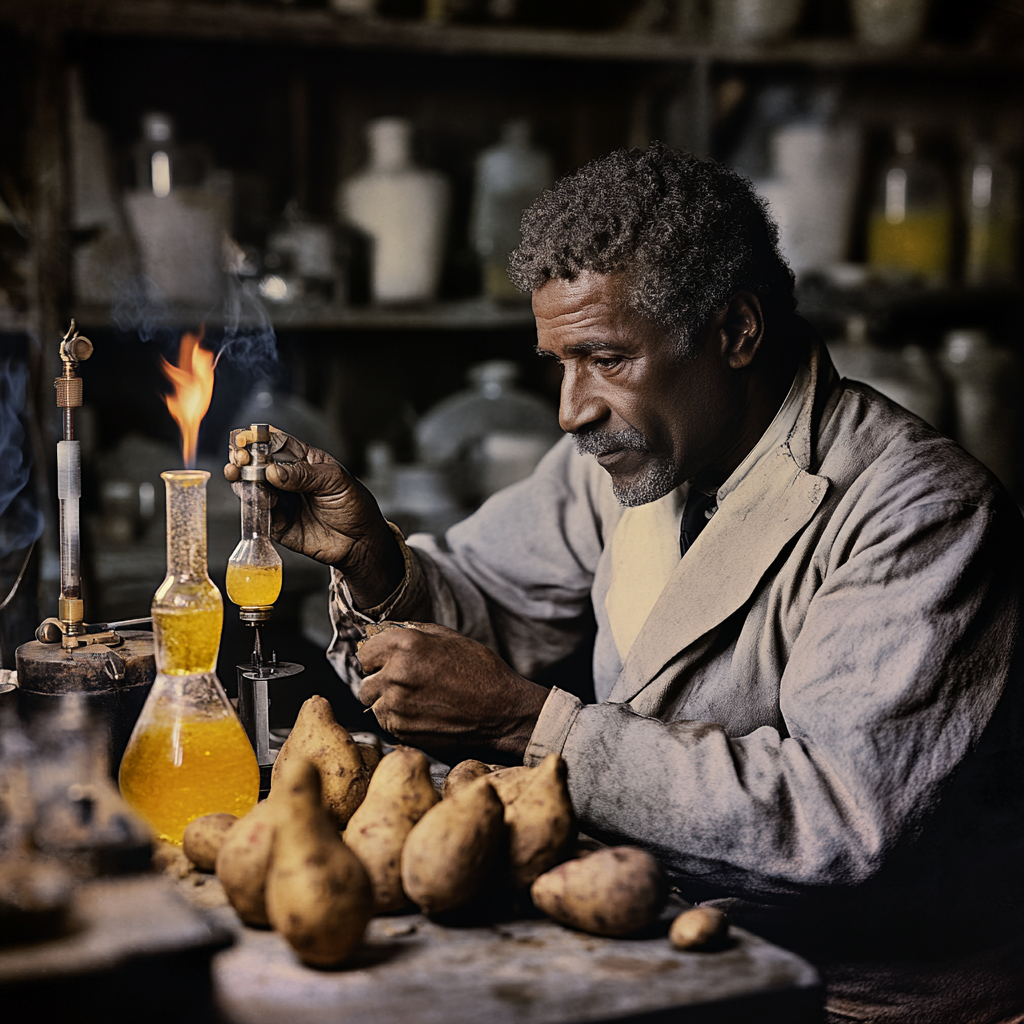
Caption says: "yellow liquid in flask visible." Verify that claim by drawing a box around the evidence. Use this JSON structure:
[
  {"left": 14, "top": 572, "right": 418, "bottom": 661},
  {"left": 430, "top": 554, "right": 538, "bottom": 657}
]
[
  {"left": 119, "top": 712, "right": 259, "bottom": 845},
  {"left": 226, "top": 563, "right": 282, "bottom": 606},
  {"left": 152, "top": 604, "right": 222, "bottom": 675}
]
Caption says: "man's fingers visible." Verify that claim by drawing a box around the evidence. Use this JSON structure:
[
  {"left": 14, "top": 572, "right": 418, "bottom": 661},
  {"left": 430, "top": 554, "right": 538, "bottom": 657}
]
[
  {"left": 358, "top": 670, "right": 387, "bottom": 707},
  {"left": 267, "top": 457, "right": 346, "bottom": 496},
  {"left": 223, "top": 462, "right": 240, "bottom": 483},
  {"left": 356, "top": 627, "right": 417, "bottom": 674}
]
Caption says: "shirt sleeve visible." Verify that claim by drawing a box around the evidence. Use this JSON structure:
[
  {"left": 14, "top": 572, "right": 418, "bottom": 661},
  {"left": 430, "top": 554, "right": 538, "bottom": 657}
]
[
  {"left": 525, "top": 486, "right": 1024, "bottom": 903},
  {"left": 328, "top": 436, "right": 608, "bottom": 696}
]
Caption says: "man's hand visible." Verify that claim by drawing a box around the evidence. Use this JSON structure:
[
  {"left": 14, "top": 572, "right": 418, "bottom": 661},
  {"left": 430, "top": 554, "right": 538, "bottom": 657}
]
[
  {"left": 224, "top": 428, "right": 404, "bottom": 608},
  {"left": 356, "top": 622, "right": 549, "bottom": 764}
]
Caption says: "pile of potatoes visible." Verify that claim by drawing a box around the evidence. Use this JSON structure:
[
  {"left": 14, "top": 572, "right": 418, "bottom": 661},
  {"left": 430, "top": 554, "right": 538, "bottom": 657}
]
[{"left": 182, "top": 695, "right": 727, "bottom": 968}]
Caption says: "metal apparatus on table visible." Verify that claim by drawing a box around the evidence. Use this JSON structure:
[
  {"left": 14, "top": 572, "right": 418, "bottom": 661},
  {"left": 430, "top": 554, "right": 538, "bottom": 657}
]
[
  {"left": 15, "top": 323, "right": 156, "bottom": 768},
  {"left": 227, "top": 422, "right": 303, "bottom": 796}
]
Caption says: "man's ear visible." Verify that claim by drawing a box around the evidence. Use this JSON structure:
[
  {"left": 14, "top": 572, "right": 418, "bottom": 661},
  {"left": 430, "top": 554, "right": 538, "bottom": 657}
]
[{"left": 720, "top": 292, "right": 763, "bottom": 369}]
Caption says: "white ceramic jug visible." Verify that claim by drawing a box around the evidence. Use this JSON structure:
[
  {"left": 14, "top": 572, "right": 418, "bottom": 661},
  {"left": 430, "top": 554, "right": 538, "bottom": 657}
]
[{"left": 338, "top": 118, "right": 450, "bottom": 305}]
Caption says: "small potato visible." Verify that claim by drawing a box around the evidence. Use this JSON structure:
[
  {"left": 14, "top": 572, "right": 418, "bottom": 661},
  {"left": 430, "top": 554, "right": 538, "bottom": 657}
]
[
  {"left": 350, "top": 732, "right": 383, "bottom": 775},
  {"left": 356, "top": 742, "right": 382, "bottom": 774},
  {"left": 488, "top": 765, "right": 532, "bottom": 805},
  {"left": 345, "top": 746, "right": 439, "bottom": 913},
  {"left": 669, "top": 907, "right": 729, "bottom": 951},
  {"left": 183, "top": 813, "right": 238, "bottom": 872},
  {"left": 441, "top": 759, "right": 493, "bottom": 799},
  {"left": 215, "top": 799, "right": 280, "bottom": 926},
  {"left": 272, "top": 695, "right": 370, "bottom": 827},
  {"left": 531, "top": 846, "right": 668, "bottom": 937},
  {"left": 401, "top": 775, "right": 505, "bottom": 915},
  {"left": 266, "top": 757, "right": 373, "bottom": 967},
  {"left": 503, "top": 754, "right": 574, "bottom": 889}
]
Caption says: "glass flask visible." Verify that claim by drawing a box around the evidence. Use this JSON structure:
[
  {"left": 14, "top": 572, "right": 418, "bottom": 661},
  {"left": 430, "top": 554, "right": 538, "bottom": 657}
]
[
  {"left": 226, "top": 477, "right": 282, "bottom": 613},
  {"left": 119, "top": 470, "right": 258, "bottom": 844},
  {"left": 867, "top": 130, "right": 953, "bottom": 284}
]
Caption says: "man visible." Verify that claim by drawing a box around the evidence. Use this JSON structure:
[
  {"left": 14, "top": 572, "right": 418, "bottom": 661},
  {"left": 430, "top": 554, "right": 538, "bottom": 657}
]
[{"left": 228, "top": 145, "right": 1024, "bottom": 1022}]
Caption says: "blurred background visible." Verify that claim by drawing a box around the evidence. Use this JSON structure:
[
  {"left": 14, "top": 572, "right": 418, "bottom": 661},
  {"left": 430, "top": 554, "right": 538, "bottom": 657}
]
[{"left": 2, "top": 0, "right": 1023, "bottom": 725}]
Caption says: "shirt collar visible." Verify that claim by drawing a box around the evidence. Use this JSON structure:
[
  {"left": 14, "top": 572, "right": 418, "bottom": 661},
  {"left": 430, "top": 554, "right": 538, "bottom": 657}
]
[{"left": 714, "top": 363, "right": 810, "bottom": 508}]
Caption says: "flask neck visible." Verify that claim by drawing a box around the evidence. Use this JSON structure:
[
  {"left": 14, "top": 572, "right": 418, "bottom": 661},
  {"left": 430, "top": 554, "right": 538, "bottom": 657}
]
[
  {"left": 239, "top": 481, "right": 272, "bottom": 540},
  {"left": 162, "top": 470, "right": 211, "bottom": 578}
]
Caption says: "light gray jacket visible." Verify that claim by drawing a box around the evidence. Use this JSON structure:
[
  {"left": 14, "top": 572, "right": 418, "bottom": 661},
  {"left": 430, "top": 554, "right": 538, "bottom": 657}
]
[{"left": 329, "top": 337, "right": 1024, "bottom": 1018}]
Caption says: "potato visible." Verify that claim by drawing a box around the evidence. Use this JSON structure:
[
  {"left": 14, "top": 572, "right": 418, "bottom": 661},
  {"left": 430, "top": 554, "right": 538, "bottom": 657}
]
[
  {"left": 183, "top": 813, "right": 237, "bottom": 872},
  {"left": 487, "top": 765, "right": 533, "bottom": 805},
  {"left": 350, "top": 732, "right": 383, "bottom": 775},
  {"left": 401, "top": 775, "right": 505, "bottom": 915},
  {"left": 215, "top": 799, "right": 280, "bottom": 926},
  {"left": 531, "top": 846, "right": 668, "bottom": 937},
  {"left": 356, "top": 742, "right": 382, "bottom": 774},
  {"left": 345, "top": 746, "right": 439, "bottom": 912},
  {"left": 502, "top": 754, "right": 574, "bottom": 888},
  {"left": 669, "top": 906, "right": 729, "bottom": 951},
  {"left": 266, "top": 757, "right": 373, "bottom": 967},
  {"left": 441, "top": 759, "right": 493, "bottom": 799},
  {"left": 271, "top": 695, "right": 369, "bottom": 827}
]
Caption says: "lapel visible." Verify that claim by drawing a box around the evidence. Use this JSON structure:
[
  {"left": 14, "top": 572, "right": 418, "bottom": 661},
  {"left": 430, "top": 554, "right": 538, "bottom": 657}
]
[{"left": 607, "top": 335, "right": 834, "bottom": 705}]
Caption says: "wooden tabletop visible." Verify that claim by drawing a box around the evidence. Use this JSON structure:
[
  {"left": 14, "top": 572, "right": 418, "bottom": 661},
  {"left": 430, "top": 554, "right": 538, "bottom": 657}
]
[{"left": 159, "top": 849, "right": 822, "bottom": 1024}]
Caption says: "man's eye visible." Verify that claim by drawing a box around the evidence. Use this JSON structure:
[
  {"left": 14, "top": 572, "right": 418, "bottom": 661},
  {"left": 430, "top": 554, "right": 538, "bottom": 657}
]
[{"left": 593, "top": 355, "right": 624, "bottom": 370}]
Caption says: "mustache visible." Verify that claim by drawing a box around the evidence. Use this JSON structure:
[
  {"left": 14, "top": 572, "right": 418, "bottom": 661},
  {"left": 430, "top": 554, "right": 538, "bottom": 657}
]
[{"left": 572, "top": 426, "right": 651, "bottom": 457}]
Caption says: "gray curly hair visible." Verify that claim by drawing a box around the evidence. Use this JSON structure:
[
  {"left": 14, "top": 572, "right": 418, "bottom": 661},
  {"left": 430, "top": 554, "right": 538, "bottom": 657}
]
[{"left": 507, "top": 142, "right": 796, "bottom": 357}]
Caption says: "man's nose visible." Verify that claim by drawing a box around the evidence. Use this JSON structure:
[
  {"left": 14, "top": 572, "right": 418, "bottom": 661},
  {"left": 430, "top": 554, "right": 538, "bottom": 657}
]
[{"left": 559, "top": 365, "right": 607, "bottom": 435}]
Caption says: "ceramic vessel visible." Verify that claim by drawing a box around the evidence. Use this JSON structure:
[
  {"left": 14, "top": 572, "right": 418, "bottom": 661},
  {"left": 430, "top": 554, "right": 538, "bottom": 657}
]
[{"left": 338, "top": 118, "right": 450, "bottom": 304}]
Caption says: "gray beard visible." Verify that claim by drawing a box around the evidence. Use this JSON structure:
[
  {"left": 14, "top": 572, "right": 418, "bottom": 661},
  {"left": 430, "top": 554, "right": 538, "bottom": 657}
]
[{"left": 572, "top": 428, "right": 680, "bottom": 507}]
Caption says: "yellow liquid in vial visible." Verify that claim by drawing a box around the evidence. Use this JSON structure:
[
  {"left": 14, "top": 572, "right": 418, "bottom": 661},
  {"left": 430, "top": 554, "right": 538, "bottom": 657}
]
[
  {"left": 119, "top": 713, "right": 259, "bottom": 845},
  {"left": 226, "top": 563, "right": 282, "bottom": 607},
  {"left": 152, "top": 604, "right": 222, "bottom": 675},
  {"left": 867, "top": 211, "right": 952, "bottom": 279}
]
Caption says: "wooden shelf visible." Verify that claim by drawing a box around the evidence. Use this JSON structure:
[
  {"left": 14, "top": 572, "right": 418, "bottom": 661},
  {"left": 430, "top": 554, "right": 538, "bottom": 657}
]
[
  {"left": 73, "top": 297, "right": 536, "bottom": 332},
  {"left": 2, "top": 2, "right": 1021, "bottom": 71}
]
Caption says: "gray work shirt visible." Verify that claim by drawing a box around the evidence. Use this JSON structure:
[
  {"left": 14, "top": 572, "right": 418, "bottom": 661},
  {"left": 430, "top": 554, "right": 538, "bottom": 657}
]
[{"left": 328, "top": 335, "right": 1024, "bottom": 1022}]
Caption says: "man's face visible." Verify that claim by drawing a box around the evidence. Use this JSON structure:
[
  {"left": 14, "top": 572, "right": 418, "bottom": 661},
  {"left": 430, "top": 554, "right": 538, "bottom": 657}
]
[{"left": 533, "top": 271, "right": 745, "bottom": 506}]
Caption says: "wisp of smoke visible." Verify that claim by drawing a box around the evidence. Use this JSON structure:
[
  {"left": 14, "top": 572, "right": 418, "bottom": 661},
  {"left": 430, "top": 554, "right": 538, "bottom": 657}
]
[{"left": 110, "top": 273, "right": 280, "bottom": 378}]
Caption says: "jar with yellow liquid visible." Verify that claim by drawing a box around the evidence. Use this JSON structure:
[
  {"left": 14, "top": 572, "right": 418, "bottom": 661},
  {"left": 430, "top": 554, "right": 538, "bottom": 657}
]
[
  {"left": 867, "top": 129, "right": 953, "bottom": 285},
  {"left": 119, "top": 470, "right": 259, "bottom": 844}
]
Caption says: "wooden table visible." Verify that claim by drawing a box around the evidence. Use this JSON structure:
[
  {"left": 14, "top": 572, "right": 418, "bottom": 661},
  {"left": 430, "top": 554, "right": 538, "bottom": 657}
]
[
  {"left": 162, "top": 858, "right": 822, "bottom": 1024},
  {"left": 1, "top": 853, "right": 821, "bottom": 1024}
]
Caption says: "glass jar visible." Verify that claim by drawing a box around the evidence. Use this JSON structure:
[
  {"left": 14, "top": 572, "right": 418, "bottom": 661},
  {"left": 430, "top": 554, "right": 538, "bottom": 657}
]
[
  {"left": 965, "top": 144, "right": 1018, "bottom": 286},
  {"left": 867, "top": 130, "right": 953, "bottom": 284}
]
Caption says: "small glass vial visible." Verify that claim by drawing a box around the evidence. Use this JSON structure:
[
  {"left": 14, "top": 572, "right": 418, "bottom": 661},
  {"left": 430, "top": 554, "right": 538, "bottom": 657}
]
[
  {"left": 867, "top": 129, "right": 953, "bottom": 284},
  {"left": 119, "top": 470, "right": 258, "bottom": 844},
  {"left": 226, "top": 423, "right": 283, "bottom": 622}
]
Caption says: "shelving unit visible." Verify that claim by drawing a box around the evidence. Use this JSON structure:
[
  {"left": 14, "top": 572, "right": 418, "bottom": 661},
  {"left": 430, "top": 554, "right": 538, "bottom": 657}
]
[
  {"left": 1, "top": 0, "right": 1021, "bottom": 651},
  {"left": 4, "top": 3, "right": 1021, "bottom": 373}
]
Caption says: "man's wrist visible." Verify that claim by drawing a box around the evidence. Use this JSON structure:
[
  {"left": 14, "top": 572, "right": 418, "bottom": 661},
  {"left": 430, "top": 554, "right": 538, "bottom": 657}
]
[
  {"left": 333, "top": 523, "right": 406, "bottom": 609},
  {"left": 493, "top": 680, "right": 551, "bottom": 761}
]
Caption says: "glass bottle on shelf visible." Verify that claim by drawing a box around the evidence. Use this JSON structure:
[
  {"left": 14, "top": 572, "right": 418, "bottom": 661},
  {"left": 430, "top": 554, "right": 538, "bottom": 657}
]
[
  {"left": 965, "top": 143, "right": 1018, "bottom": 286},
  {"left": 470, "top": 120, "right": 553, "bottom": 303},
  {"left": 867, "top": 129, "right": 953, "bottom": 285},
  {"left": 119, "top": 470, "right": 259, "bottom": 845},
  {"left": 337, "top": 117, "right": 451, "bottom": 305}
]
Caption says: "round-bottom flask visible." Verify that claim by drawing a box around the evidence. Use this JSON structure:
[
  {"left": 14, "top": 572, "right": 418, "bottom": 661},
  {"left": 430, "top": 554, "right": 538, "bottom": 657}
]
[
  {"left": 119, "top": 470, "right": 258, "bottom": 844},
  {"left": 226, "top": 477, "right": 282, "bottom": 615}
]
